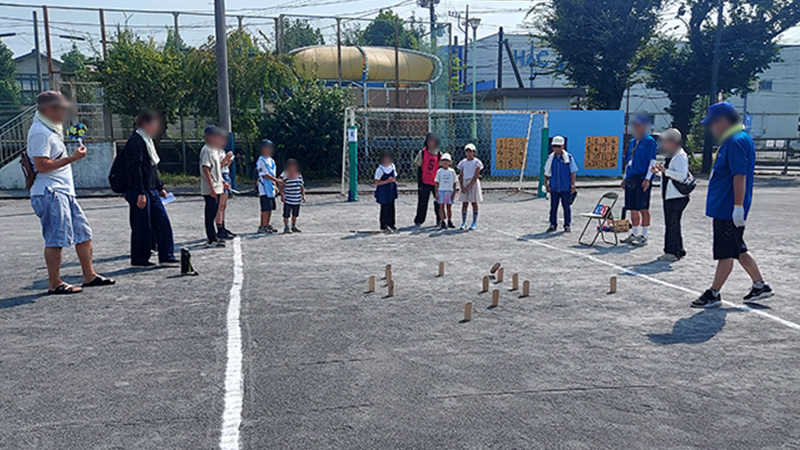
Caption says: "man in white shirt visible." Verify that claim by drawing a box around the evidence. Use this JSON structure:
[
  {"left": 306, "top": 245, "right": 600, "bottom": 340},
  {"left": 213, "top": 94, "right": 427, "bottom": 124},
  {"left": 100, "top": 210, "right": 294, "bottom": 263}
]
[{"left": 27, "top": 91, "right": 114, "bottom": 294}]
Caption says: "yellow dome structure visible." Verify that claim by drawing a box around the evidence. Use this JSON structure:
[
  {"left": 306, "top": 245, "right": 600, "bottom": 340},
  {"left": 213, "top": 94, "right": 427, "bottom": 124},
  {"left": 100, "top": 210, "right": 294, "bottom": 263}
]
[{"left": 292, "top": 45, "right": 441, "bottom": 83}]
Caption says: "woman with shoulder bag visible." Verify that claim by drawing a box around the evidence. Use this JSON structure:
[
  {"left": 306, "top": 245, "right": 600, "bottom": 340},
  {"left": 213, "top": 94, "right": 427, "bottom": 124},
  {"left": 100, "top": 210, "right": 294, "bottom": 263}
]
[
  {"left": 652, "top": 128, "right": 693, "bottom": 261},
  {"left": 123, "top": 109, "right": 176, "bottom": 267}
]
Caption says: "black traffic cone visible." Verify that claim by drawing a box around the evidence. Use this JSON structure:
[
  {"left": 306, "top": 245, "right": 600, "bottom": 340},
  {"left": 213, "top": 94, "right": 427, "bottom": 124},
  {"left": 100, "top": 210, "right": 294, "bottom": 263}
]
[{"left": 181, "top": 248, "right": 198, "bottom": 276}]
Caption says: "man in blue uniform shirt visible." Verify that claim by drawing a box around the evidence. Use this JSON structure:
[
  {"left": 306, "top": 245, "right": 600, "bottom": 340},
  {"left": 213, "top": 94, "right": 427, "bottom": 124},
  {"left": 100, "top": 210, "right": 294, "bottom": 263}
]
[
  {"left": 692, "top": 102, "right": 773, "bottom": 309},
  {"left": 544, "top": 135, "right": 578, "bottom": 232},
  {"left": 621, "top": 114, "right": 658, "bottom": 246}
]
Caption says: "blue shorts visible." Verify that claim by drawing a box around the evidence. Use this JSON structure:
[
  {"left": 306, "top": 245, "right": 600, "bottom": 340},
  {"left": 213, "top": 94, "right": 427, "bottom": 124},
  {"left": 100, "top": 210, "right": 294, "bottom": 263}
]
[
  {"left": 437, "top": 190, "right": 454, "bottom": 205},
  {"left": 31, "top": 188, "right": 93, "bottom": 248},
  {"left": 624, "top": 175, "right": 652, "bottom": 211},
  {"left": 222, "top": 172, "right": 232, "bottom": 194}
]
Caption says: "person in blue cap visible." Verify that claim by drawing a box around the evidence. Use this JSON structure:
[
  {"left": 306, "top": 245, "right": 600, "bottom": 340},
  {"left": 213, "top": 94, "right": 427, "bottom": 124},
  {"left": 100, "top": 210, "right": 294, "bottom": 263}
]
[
  {"left": 621, "top": 113, "right": 658, "bottom": 246},
  {"left": 692, "top": 102, "right": 773, "bottom": 308}
]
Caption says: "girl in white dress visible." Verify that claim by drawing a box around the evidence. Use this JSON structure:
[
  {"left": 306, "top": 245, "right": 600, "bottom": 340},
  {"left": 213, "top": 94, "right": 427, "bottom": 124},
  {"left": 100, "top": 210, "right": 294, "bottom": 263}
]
[{"left": 456, "top": 143, "right": 484, "bottom": 230}]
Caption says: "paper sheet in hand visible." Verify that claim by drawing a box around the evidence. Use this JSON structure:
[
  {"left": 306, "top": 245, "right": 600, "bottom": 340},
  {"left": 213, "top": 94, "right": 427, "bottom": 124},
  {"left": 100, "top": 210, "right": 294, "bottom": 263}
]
[{"left": 161, "top": 192, "right": 176, "bottom": 205}]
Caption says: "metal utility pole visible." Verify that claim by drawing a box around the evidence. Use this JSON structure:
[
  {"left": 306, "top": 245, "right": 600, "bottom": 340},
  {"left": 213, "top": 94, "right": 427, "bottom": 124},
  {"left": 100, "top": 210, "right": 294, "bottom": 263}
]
[
  {"left": 418, "top": 0, "right": 439, "bottom": 50},
  {"left": 99, "top": 9, "right": 108, "bottom": 60},
  {"left": 33, "top": 11, "right": 43, "bottom": 92},
  {"left": 43, "top": 6, "right": 54, "bottom": 90},
  {"left": 497, "top": 27, "right": 504, "bottom": 89},
  {"left": 394, "top": 17, "right": 400, "bottom": 108},
  {"left": 336, "top": 18, "right": 343, "bottom": 86},
  {"left": 468, "top": 17, "right": 481, "bottom": 141},
  {"left": 701, "top": 1, "right": 724, "bottom": 174},
  {"left": 463, "top": 5, "right": 469, "bottom": 93},
  {"left": 214, "top": 0, "right": 235, "bottom": 187},
  {"left": 174, "top": 12, "right": 186, "bottom": 174}
]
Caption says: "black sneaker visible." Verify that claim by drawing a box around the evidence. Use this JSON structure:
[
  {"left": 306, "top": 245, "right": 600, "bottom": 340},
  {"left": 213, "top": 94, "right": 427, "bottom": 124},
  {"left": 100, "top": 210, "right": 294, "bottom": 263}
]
[
  {"left": 546, "top": 225, "right": 557, "bottom": 233},
  {"left": 447, "top": 221, "right": 455, "bottom": 229},
  {"left": 267, "top": 224, "right": 277, "bottom": 233},
  {"left": 440, "top": 222, "right": 447, "bottom": 230},
  {"left": 743, "top": 283, "right": 773, "bottom": 302},
  {"left": 564, "top": 226, "right": 571, "bottom": 233},
  {"left": 291, "top": 226, "right": 302, "bottom": 233},
  {"left": 691, "top": 289, "right": 722, "bottom": 309},
  {"left": 223, "top": 228, "right": 237, "bottom": 238}
]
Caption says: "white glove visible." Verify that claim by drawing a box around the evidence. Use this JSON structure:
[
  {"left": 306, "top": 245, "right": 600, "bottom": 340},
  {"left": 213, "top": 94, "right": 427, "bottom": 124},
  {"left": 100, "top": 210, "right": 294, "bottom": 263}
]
[{"left": 732, "top": 205, "right": 746, "bottom": 228}]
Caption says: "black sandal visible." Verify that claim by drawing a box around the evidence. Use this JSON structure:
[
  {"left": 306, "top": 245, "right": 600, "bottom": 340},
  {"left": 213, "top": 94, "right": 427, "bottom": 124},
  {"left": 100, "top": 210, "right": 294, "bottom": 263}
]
[
  {"left": 82, "top": 275, "right": 116, "bottom": 287},
  {"left": 47, "top": 283, "right": 83, "bottom": 295}
]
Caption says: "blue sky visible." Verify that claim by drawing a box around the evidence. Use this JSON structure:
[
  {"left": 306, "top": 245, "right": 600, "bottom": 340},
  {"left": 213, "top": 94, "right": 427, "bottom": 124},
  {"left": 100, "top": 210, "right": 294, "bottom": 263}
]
[{"left": 2, "top": 0, "right": 798, "bottom": 59}]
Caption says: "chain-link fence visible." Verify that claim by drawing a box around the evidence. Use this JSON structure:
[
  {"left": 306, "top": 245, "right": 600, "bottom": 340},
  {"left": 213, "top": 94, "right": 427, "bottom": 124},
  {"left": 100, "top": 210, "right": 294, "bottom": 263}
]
[{"left": 342, "top": 107, "right": 548, "bottom": 194}]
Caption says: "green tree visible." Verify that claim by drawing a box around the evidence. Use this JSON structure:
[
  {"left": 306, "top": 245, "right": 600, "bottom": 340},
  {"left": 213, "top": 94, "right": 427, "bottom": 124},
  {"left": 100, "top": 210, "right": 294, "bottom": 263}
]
[
  {"left": 282, "top": 19, "right": 325, "bottom": 52},
  {"left": 644, "top": 0, "right": 800, "bottom": 137},
  {"left": 60, "top": 44, "right": 99, "bottom": 103},
  {"left": 95, "top": 28, "right": 185, "bottom": 126},
  {"left": 0, "top": 40, "right": 21, "bottom": 121},
  {"left": 348, "top": 9, "right": 420, "bottom": 50},
  {"left": 260, "top": 81, "right": 351, "bottom": 180},
  {"left": 183, "top": 29, "right": 297, "bottom": 142},
  {"left": 534, "top": 0, "right": 663, "bottom": 109}
]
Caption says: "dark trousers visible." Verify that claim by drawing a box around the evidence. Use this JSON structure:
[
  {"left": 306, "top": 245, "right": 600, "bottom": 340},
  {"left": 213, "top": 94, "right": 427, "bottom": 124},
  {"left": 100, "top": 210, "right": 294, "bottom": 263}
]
[
  {"left": 549, "top": 191, "right": 572, "bottom": 227},
  {"left": 380, "top": 202, "right": 396, "bottom": 229},
  {"left": 663, "top": 196, "right": 689, "bottom": 258},
  {"left": 203, "top": 195, "right": 220, "bottom": 243},
  {"left": 125, "top": 189, "right": 175, "bottom": 265},
  {"left": 414, "top": 184, "right": 441, "bottom": 225}
]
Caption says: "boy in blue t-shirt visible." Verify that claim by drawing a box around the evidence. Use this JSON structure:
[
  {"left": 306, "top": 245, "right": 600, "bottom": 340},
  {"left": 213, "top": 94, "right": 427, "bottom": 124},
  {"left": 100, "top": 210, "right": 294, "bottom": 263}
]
[
  {"left": 544, "top": 135, "right": 578, "bottom": 232},
  {"left": 256, "top": 139, "right": 283, "bottom": 234},
  {"left": 621, "top": 114, "right": 658, "bottom": 246},
  {"left": 692, "top": 102, "right": 773, "bottom": 309}
]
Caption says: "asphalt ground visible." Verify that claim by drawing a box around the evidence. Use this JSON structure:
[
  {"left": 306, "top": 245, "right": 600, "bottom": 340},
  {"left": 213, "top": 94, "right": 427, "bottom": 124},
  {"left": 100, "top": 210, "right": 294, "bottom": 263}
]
[{"left": 1, "top": 177, "right": 799, "bottom": 449}]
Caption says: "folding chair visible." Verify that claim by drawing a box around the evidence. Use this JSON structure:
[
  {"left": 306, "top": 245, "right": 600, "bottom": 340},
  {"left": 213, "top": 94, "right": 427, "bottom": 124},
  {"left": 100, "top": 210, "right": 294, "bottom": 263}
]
[{"left": 578, "top": 192, "right": 619, "bottom": 246}]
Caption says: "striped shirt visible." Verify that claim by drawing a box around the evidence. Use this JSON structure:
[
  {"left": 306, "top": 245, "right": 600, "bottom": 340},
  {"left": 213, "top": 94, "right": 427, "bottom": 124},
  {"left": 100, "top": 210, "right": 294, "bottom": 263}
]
[{"left": 280, "top": 172, "right": 304, "bottom": 205}]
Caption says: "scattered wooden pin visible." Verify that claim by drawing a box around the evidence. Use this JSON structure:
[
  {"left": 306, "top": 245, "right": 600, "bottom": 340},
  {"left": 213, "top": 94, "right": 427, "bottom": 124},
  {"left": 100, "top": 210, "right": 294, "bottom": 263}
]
[
  {"left": 521, "top": 280, "right": 530, "bottom": 298},
  {"left": 463, "top": 302, "right": 473, "bottom": 322},
  {"left": 609, "top": 276, "right": 617, "bottom": 294},
  {"left": 490, "top": 262, "right": 501, "bottom": 274},
  {"left": 438, "top": 261, "right": 445, "bottom": 277},
  {"left": 368, "top": 275, "right": 376, "bottom": 293},
  {"left": 385, "top": 264, "right": 392, "bottom": 282},
  {"left": 491, "top": 289, "right": 500, "bottom": 307},
  {"left": 387, "top": 280, "right": 395, "bottom": 297},
  {"left": 482, "top": 276, "right": 490, "bottom": 293},
  {"left": 496, "top": 267, "right": 504, "bottom": 283},
  {"left": 511, "top": 273, "right": 519, "bottom": 291}
]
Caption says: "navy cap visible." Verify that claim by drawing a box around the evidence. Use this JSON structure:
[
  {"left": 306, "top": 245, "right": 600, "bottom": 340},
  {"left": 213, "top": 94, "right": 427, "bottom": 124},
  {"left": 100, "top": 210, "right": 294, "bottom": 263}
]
[
  {"left": 701, "top": 102, "right": 738, "bottom": 125},
  {"left": 631, "top": 113, "right": 650, "bottom": 126},
  {"left": 259, "top": 139, "right": 274, "bottom": 148},
  {"left": 204, "top": 125, "right": 227, "bottom": 137}
]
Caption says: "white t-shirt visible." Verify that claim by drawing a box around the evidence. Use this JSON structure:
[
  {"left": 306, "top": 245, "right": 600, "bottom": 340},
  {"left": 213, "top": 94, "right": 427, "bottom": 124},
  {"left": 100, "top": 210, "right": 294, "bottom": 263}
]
[
  {"left": 374, "top": 163, "right": 396, "bottom": 180},
  {"left": 457, "top": 158, "right": 484, "bottom": 182},
  {"left": 257, "top": 156, "right": 277, "bottom": 197},
  {"left": 27, "top": 118, "right": 75, "bottom": 197},
  {"left": 434, "top": 167, "right": 458, "bottom": 191},
  {"left": 200, "top": 145, "right": 224, "bottom": 196}
]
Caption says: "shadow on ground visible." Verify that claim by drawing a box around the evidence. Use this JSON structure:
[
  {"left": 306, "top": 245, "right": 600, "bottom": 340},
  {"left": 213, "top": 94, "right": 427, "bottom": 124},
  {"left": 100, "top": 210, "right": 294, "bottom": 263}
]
[{"left": 647, "top": 308, "right": 741, "bottom": 344}]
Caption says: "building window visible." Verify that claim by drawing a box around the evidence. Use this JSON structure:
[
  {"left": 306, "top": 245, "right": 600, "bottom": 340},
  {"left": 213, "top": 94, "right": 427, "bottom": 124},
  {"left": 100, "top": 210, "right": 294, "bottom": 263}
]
[{"left": 758, "top": 80, "right": 773, "bottom": 91}]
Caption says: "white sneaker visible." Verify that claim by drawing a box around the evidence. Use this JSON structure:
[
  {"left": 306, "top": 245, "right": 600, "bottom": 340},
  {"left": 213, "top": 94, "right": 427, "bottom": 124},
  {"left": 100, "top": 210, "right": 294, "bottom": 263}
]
[
  {"left": 621, "top": 234, "right": 638, "bottom": 244},
  {"left": 631, "top": 236, "right": 648, "bottom": 246},
  {"left": 459, "top": 222, "right": 467, "bottom": 231}
]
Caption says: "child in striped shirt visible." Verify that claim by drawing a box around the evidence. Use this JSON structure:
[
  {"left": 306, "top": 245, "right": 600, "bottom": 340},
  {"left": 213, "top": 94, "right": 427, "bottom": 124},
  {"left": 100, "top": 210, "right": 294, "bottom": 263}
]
[{"left": 279, "top": 158, "right": 305, "bottom": 234}]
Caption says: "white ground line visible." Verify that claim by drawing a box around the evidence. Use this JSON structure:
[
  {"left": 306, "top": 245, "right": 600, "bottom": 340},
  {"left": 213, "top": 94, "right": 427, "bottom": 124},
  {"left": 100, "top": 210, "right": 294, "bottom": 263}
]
[
  {"left": 498, "top": 231, "right": 800, "bottom": 332},
  {"left": 220, "top": 237, "right": 244, "bottom": 450}
]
